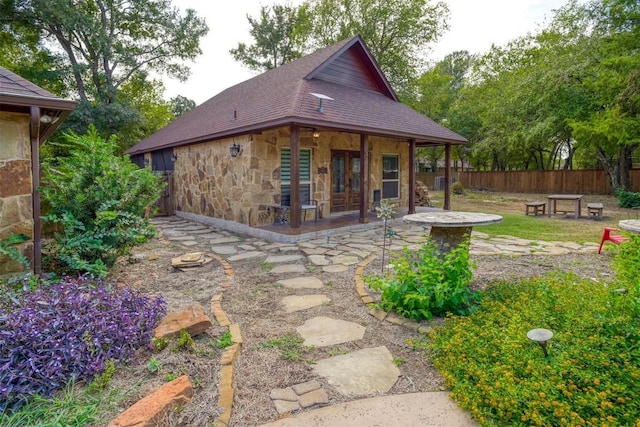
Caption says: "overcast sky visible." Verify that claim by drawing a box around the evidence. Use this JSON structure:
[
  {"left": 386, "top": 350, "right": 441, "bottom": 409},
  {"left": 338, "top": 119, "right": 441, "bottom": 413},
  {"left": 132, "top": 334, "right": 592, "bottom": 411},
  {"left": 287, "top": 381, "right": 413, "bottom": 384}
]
[{"left": 164, "top": 0, "right": 569, "bottom": 104}]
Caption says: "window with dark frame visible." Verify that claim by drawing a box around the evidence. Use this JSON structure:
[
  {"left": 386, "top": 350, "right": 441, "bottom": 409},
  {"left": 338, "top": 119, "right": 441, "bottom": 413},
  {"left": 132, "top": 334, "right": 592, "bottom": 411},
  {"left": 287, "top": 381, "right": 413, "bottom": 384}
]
[
  {"left": 280, "top": 148, "right": 312, "bottom": 205},
  {"left": 382, "top": 154, "right": 399, "bottom": 199}
]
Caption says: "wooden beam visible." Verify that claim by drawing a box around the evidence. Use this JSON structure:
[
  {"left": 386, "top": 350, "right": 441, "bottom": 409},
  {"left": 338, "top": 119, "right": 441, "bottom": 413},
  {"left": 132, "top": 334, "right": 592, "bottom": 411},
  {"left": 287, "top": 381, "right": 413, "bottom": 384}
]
[
  {"left": 408, "top": 139, "right": 416, "bottom": 214},
  {"left": 359, "top": 134, "right": 369, "bottom": 223},
  {"left": 444, "top": 143, "right": 451, "bottom": 210},
  {"left": 29, "top": 106, "right": 42, "bottom": 274},
  {"left": 289, "top": 125, "right": 301, "bottom": 232}
]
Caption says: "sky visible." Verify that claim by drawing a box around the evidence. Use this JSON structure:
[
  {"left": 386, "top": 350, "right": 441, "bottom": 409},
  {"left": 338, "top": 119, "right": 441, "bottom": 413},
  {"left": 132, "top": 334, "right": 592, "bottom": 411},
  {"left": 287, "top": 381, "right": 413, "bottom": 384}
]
[{"left": 164, "top": 0, "right": 570, "bottom": 105}]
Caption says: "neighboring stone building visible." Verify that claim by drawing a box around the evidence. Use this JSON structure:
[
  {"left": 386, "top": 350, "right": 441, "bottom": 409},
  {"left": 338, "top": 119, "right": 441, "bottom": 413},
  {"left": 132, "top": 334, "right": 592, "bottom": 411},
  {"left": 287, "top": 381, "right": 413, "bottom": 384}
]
[
  {"left": 0, "top": 67, "right": 76, "bottom": 276},
  {"left": 126, "top": 35, "right": 466, "bottom": 240}
]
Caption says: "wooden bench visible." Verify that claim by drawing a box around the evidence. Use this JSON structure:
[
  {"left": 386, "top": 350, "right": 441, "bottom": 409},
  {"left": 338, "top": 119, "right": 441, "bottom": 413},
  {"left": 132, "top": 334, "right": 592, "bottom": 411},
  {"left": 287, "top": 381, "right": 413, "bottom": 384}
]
[
  {"left": 587, "top": 203, "right": 604, "bottom": 220},
  {"left": 525, "top": 201, "right": 546, "bottom": 216}
]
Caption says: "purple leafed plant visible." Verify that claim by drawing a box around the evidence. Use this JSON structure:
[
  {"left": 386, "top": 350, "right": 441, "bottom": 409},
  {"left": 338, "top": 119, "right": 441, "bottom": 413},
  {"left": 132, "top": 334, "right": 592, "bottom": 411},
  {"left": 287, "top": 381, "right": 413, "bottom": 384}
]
[{"left": 0, "top": 275, "right": 166, "bottom": 412}]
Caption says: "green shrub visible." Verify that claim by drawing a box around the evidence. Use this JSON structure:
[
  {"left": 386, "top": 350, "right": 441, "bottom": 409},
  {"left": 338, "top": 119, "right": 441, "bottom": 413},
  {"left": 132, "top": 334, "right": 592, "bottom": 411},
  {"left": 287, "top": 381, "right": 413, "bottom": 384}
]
[
  {"left": 429, "top": 273, "right": 640, "bottom": 426},
  {"left": 616, "top": 190, "right": 640, "bottom": 208},
  {"left": 451, "top": 180, "right": 465, "bottom": 195},
  {"left": 612, "top": 233, "right": 640, "bottom": 315},
  {"left": 366, "top": 238, "right": 477, "bottom": 320},
  {"left": 40, "top": 128, "right": 163, "bottom": 277},
  {"left": 0, "top": 234, "right": 30, "bottom": 268}
]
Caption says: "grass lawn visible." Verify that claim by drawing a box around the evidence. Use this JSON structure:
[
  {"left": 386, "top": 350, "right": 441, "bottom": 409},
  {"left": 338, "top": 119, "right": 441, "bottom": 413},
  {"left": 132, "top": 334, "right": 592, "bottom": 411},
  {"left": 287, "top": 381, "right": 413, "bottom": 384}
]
[{"left": 428, "top": 190, "right": 636, "bottom": 244}]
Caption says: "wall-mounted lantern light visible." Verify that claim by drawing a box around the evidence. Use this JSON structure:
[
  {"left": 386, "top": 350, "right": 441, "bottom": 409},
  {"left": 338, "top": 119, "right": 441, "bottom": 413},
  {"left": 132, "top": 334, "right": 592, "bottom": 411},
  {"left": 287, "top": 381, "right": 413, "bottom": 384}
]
[
  {"left": 171, "top": 153, "right": 178, "bottom": 162},
  {"left": 144, "top": 158, "right": 149, "bottom": 166},
  {"left": 312, "top": 129, "right": 320, "bottom": 138},
  {"left": 229, "top": 143, "right": 241, "bottom": 158},
  {"left": 40, "top": 112, "right": 60, "bottom": 124}
]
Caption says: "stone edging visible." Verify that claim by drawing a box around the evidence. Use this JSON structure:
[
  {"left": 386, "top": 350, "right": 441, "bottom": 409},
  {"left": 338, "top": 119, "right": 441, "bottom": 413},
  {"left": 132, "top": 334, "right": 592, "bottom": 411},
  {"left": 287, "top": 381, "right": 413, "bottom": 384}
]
[
  {"left": 208, "top": 253, "right": 241, "bottom": 427},
  {"left": 355, "top": 255, "right": 433, "bottom": 335}
]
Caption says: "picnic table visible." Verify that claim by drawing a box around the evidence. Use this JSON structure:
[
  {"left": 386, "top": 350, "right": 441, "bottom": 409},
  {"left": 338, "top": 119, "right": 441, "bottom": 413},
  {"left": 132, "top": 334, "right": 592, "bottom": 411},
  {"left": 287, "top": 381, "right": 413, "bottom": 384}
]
[
  {"left": 547, "top": 194, "right": 583, "bottom": 219},
  {"left": 403, "top": 211, "right": 503, "bottom": 253}
]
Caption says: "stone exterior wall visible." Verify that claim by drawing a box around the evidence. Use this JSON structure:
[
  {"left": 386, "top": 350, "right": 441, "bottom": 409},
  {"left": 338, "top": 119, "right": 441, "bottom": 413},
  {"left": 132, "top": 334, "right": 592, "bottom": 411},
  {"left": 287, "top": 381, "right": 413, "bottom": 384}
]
[
  {"left": 0, "top": 112, "right": 33, "bottom": 275},
  {"left": 172, "top": 126, "right": 409, "bottom": 227}
]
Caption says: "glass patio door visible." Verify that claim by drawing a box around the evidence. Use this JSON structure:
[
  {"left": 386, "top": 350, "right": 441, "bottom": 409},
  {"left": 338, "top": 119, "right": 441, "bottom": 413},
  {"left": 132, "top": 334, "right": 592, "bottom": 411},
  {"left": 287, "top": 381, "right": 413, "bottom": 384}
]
[{"left": 330, "top": 150, "right": 360, "bottom": 212}]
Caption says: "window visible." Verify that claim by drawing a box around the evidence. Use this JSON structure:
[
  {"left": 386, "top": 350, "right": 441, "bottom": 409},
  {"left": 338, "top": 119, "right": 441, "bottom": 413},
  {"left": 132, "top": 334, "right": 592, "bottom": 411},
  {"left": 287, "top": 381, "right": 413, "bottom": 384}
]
[
  {"left": 382, "top": 154, "right": 399, "bottom": 199},
  {"left": 280, "top": 148, "right": 312, "bottom": 205}
]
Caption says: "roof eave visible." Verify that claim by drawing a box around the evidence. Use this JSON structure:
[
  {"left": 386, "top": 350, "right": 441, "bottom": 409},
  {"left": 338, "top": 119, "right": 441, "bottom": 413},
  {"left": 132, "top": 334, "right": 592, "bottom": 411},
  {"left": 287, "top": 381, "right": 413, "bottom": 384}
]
[{"left": 127, "top": 117, "right": 467, "bottom": 154}]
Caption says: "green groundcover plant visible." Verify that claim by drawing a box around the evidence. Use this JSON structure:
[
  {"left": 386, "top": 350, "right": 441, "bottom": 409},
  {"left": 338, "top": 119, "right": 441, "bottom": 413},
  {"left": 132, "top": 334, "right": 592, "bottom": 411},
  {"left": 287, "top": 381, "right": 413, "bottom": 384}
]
[
  {"left": 40, "top": 128, "right": 163, "bottom": 277},
  {"left": 428, "top": 272, "right": 640, "bottom": 426},
  {"left": 366, "top": 238, "right": 477, "bottom": 321}
]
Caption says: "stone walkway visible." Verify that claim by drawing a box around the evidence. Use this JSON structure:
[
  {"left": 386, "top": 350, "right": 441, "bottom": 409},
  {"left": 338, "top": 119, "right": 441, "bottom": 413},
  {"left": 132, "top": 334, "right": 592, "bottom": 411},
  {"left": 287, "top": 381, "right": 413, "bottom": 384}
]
[{"left": 149, "top": 215, "right": 599, "bottom": 426}]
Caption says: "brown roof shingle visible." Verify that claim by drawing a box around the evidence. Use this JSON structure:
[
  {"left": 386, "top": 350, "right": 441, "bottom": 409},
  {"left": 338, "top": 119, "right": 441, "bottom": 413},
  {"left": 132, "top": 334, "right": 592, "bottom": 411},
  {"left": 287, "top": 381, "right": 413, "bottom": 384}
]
[
  {"left": 127, "top": 35, "right": 466, "bottom": 155},
  {"left": 0, "top": 66, "right": 76, "bottom": 110}
]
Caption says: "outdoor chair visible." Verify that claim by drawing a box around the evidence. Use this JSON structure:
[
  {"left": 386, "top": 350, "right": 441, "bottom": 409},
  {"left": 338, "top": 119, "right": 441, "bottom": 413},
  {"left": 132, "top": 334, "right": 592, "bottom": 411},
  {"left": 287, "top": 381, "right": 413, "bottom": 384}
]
[
  {"left": 597, "top": 227, "right": 628, "bottom": 254},
  {"left": 280, "top": 193, "right": 319, "bottom": 223}
]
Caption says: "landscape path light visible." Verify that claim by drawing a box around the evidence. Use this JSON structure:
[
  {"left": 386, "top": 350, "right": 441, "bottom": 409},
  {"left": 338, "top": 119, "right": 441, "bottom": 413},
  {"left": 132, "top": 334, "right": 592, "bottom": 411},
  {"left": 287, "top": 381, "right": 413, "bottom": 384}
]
[{"left": 527, "top": 328, "right": 553, "bottom": 357}]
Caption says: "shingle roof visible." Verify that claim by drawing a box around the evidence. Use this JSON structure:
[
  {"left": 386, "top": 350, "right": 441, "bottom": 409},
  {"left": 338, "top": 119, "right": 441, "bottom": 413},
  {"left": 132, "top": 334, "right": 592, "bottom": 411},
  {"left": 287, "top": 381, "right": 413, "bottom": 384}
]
[
  {"left": 127, "top": 35, "right": 466, "bottom": 155},
  {"left": 0, "top": 66, "right": 76, "bottom": 110}
]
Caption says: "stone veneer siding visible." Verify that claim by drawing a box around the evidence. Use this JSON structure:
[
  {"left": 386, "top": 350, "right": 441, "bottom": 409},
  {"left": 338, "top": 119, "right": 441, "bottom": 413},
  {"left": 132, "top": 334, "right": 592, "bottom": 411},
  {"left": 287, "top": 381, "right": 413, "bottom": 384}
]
[
  {"left": 0, "top": 112, "right": 34, "bottom": 275},
  {"left": 172, "top": 127, "right": 409, "bottom": 227}
]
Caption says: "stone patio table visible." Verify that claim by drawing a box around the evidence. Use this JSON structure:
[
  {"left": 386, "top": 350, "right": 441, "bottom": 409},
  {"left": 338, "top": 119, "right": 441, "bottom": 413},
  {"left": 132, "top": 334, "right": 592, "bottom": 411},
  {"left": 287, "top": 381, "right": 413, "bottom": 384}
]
[
  {"left": 403, "top": 211, "right": 503, "bottom": 253},
  {"left": 618, "top": 219, "right": 640, "bottom": 234},
  {"left": 547, "top": 194, "right": 583, "bottom": 219}
]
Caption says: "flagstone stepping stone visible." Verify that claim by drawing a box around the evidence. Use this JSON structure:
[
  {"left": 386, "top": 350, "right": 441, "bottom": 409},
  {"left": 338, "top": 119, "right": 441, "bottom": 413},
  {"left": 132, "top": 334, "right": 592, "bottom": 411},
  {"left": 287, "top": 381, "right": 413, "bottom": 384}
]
[
  {"left": 270, "top": 380, "right": 328, "bottom": 414},
  {"left": 270, "top": 264, "right": 307, "bottom": 274},
  {"left": 277, "top": 277, "right": 323, "bottom": 289},
  {"left": 325, "top": 250, "right": 343, "bottom": 256},
  {"left": 322, "top": 265, "right": 349, "bottom": 273},
  {"left": 308, "top": 255, "right": 330, "bottom": 266},
  {"left": 211, "top": 246, "right": 237, "bottom": 255},
  {"left": 296, "top": 316, "right": 365, "bottom": 347},
  {"left": 301, "top": 247, "right": 329, "bottom": 255},
  {"left": 165, "top": 235, "right": 193, "bottom": 241},
  {"left": 227, "top": 251, "right": 267, "bottom": 262},
  {"left": 282, "top": 295, "right": 331, "bottom": 313},
  {"left": 210, "top": 237, "right": 242, "bottom": 245},
  {"left": 278, "top": 246, "right": 299, "bottom": 253},
  {"left": 265, "top": 254, "right": 304, "bottom": 263},
  {"left": 238, "top": 244, "right": 256, "bottom": 251},
  {"left": 313, "top": 346, "right": 400, "bottom": 396},
  {"left": 331, "top": 255, "right": 360, "bottom": 265},
  {"left": 174, "top": 225, "right": 209, "bottom": 232},
  {"left": 180, "top": 241, "right": 199, "bottom": 246}
]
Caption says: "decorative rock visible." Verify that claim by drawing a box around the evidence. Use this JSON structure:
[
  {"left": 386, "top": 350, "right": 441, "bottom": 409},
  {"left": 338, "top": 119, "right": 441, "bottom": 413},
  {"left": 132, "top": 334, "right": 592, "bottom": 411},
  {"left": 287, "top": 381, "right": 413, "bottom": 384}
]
[
  {"left": 313, "top": 346, "right": 400, "bottom": 396},
  {"left": 211, "top": 246, "right": 237, "bottom": 255},
  {"left": 154, "top": 305, "right": 212, "bottom": 339},
  {"left": 210, "top": 237, "right": 241, "bottom": 245},
  {"left": 296, "top": 316, "right": 365, "bottom": 347},
  {"left": 277, "top": 277, "right": 323, "bottom": 289},
  {"left": 282, "top": 295, "right": 331, "bottom": 313},
  {"left": 270, "top": 387, "right": 299, "bottom": 402},
  {"left": 331, "top": 255, "right": 360, "bottom": 265},
  {"left": 298, "top": 388, "right": 329, "bottom": 408},
  {"left": 108, "top": 375, "right": 193, "bottom": 427}
]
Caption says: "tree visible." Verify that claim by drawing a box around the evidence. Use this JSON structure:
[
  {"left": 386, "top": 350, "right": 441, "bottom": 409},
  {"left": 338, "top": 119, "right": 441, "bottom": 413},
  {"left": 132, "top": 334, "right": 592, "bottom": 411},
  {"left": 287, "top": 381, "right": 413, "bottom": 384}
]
[
  {"left": 230, "top": 4, "right": 311, "bottom": 72},
  {"left": 170, "top": 95, "right": 196, "bottom": 117},
  {"left": 2, "top": 0, "right": 208, "bottom": 147},
  {"left": 306, "top": 0, "right": 450, "bottom": 100}
]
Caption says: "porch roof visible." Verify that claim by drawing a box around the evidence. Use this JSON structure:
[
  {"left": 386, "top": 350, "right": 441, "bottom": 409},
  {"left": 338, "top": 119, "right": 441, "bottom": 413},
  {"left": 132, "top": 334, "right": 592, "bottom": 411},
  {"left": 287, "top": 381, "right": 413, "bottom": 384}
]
[
  {"left": 127, "top": 35, "right": 467, "bottom": 156},
  {"left": 0, "top": 66, "right": 77, "bottom": 141}
]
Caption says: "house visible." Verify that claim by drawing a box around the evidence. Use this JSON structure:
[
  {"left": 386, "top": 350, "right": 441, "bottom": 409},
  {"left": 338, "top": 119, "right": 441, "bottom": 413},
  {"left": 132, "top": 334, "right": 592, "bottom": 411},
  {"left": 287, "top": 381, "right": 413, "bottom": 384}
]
[
  {"left": 126, "top": 35, "right": 466, "bottom": 241},
  {"left": 0, "top": 66, "right": 76, "bottom": 275}
]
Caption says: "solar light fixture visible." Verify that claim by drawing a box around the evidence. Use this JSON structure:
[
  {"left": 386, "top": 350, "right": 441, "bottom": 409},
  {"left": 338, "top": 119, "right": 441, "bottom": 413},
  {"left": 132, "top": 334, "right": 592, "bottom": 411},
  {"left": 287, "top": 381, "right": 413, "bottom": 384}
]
[
  {"left": 229, "top": 143, "right": 241, "bottom": 158},
  {"left": 527, "top": 328, "right": 553, "bottom": 357},
  {"left": 40, "top": 112, "right": 59, "bottom": 124}
]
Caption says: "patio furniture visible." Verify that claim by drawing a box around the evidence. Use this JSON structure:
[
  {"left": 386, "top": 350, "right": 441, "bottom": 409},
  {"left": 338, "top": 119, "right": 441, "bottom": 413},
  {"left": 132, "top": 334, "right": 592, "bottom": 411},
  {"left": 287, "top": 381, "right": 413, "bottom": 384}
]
[
  {"left": 598, "top": 227, "right": 628, "bottom": 254},
  {"left": 587, "top": 203, "right": 604, "bottom": 220},
  {"left": 525, "top": 201, "right": 546, "bottom": 216},
  {"left": 547, "top": 194, "right": 583, "bottom": 219},
  {"left": 275, "top": 195, "right": 319, "bottom": 225},
  {"left": 403, "top": 211, "right": 503, "bottom": 254}
]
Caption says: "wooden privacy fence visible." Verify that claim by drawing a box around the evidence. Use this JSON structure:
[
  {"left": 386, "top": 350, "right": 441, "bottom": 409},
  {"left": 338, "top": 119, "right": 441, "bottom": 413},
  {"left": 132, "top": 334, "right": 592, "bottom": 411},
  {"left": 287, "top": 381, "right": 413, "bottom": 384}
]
[{"left": 416, "top": 170, "right": 640, "bottom": 195}]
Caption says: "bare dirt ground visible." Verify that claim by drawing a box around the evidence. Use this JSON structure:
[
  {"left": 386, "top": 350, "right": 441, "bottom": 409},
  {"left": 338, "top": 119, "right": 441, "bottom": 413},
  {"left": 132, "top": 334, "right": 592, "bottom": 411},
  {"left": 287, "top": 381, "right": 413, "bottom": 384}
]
[{"left": 101, "top": 222, "right": 616, "bottom": 427}]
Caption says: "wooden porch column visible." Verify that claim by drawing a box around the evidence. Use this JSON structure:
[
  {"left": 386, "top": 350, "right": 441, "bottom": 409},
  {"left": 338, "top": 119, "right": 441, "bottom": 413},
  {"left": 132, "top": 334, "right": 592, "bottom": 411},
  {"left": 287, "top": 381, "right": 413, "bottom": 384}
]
[
  {"left": 408, "top": 139, "right": 416, "bottom": 214},
  {"left": 29, "top": 106, "right": 42, "bottom": 274},
  {"left": 359, "top": 134, "right": 369, "bottom": 223},
  {"left": 444, "top": 143, "right": 451, "bottom": 210},
  {"left": 289, "top": 125, "right": 301, "bottom": 233}
]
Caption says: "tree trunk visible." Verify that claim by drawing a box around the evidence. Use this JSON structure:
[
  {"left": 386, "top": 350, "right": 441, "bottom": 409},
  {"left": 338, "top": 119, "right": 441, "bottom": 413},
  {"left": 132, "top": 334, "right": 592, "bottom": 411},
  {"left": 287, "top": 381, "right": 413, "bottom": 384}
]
[
  {"left": 597, "top": 147, "right": 620, "bottom": 192},
  {"left": 618, "top": 143, "right": 639, "bottom": 191}
]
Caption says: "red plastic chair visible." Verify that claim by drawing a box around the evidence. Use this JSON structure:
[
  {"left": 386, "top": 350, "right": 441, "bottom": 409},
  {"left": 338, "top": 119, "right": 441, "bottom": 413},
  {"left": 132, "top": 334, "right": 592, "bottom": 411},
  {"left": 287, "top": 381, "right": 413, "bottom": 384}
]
[{"left": 598, "top": 227, "right": 628, "bottom": 254}]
